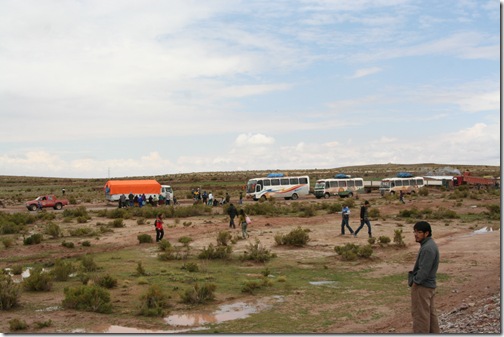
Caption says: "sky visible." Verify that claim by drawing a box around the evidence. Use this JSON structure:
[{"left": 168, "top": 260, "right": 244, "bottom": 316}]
[{"left": 0, "top": 0, "right": 500, "bottom": 178}]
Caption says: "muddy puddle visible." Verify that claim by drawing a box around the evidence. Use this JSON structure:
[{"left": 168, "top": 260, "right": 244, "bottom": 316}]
[
  {"left": 82, "top": 295, "right": 284, "bottom": 333},
  {"left": 472, "top": 227, "right": 497, "bottom": 235}
]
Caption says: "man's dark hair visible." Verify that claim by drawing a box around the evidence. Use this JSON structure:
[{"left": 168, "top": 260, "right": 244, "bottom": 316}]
[{"left": 413, "top": 221, "right": 432, "bottom": 237}]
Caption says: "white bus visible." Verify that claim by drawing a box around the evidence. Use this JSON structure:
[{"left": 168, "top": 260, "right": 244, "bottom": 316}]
[
  {"left": 314, "top": 177, "right": 364, "bottom": 199},
  {"left": 379, "top": 177, "right": 425, "bottom": 196},
  {"left": 246, "top": 174, "right": 310, "bottom": 201}
]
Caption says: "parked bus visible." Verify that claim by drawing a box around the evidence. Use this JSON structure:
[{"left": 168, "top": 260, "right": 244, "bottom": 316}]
[
  {"left": 379, "top": 176, "right": 425, "bottom": 196},
  {"left": 314, "top": 177, "right": 365, "bottom": 199},
  {"left": 246, "top": 174, "right": 310, "bottom": 201}
]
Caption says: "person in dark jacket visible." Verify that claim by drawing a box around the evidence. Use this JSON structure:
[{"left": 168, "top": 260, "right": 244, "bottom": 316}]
[
  {"left": 354, "top": 200, "right": 371, "bottom": 238},
  {"left": 227, "top": 203, "right": 238, "bottom": 229},
  {"left": 409, "top": 221, "right": 440, "bottom": 333}
]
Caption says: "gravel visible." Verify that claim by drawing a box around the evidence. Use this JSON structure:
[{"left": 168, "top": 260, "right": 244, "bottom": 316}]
[{"left": 439, "top": 293, "right": 501, "bottom": 333}]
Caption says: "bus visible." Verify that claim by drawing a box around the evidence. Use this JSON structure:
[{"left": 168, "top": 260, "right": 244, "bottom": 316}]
[
  {"left": 246, "top": 174, "right": 310, "bottom": 201},
  {"left": 314, "top": 177, "right": 365, "bottom": 199},
  {"left": 379, "top": 176, "right": 425, "bottom": 196}
]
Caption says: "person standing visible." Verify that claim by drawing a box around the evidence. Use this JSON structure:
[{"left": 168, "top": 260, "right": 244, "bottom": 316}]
[
  {"left": 340, "top": 205, "right": 354, "bottom": 235},
  {"left": 409, "top": 221, "right": 440, "bottom": 333},
  {"left": 154, "top": 213, "right": 164, "bottom": 242},
  {"left": 227, "top": 203, "right": 238, "bottom": 229},
  {"left": 239, "top": 191, "right": 243, "bottom": 205},
  {"left": 354, "top": 200, "right": 372, "bottom": 238},
  {"left": 119, "top": 194, "right": 126, "bottom": 208},
  {"left": 399, "top": 190, "right": 405, "bottom": 204},
  {"left": 208, "top": 191, "right": 214, "bottom": 206},
  {"left": 238, "top": 209, "right": 249, "bottom": 239},
  {"left": 128, "top": 192, "right": 134, "bottom": 207}
]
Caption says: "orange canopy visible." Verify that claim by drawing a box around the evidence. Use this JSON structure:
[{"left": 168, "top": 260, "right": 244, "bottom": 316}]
[{"left": 104, "top": 180, "right": 161, "bottom": 195}]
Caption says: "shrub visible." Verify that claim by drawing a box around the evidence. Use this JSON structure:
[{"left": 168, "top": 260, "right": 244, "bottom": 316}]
[
  {"left": 11, "top": 265, "right": 23, "bottom": 275},
  {"left": 158, "top": 240, "right": 172, "bottom": 252},
  {"left": 239, "top": 239, "right": 276, "bottom": 263},
  {"left": 1, "top": 237, "right": 14, "bottom": 248},
  {"left": 81, "top": 240, "right": 91, "bottom": 247},
  {"left": 368, "top": 208, "right": 381, "bottom": 218},
  {"left": 418, "top": 187, "right": 429, "bottom": 196},
  {"left": 34, "top": 319, "right": 53, "bottom": 329},
  {"left": 486, "top": 204, "right": 500, "bottom": 220},
  {"left": 180, "top": 283, "right": 216, "bottom": 304},
  {"left": 326, "top": 203, "right": 343, "bottom": 214},
  {"left": 136, "top": 262, "right": 147, "bottom": 276},
  {"left": 137, "top": 284, "right": 170, "bottom": 317},
  {"left": 0, "top": 273, "right": 21, "bottom": 310},
  {"left": 275, "top": 227, "right": 310, "bottom": 247},
  {"left": 23, "top": 267, "right": 53, "bottom": 291},
  {"left": 9, "top": 319, "right": 28, "bottom": 331},
  {"left": 61, "top": 241, "right": 75, "bottom": 248},
  {"left": 216, "top": 231, "right": 232, "bottom": 246},
  {"left": 138, "top": 234, "right": 153, "bottom": 244},
  {"left": 198, "top": 244, "right": 232, "bottom": 260},
  {"left": 44, "top": 222, "right": 62, "bottom": 238},
  {"left": 51, "top": 259, "right": 76, "bottom": 282},
  {"left": 80, "top": 255, "right": 99, "bottom": 272},
  {"left": 182, "top": 262, "right": 199, "bottom": 273},
  {"left": 241, "top": 278, "right": 272, "bottom": 295},
  {"left": 334, "top": 243, "right": 373, "bottom": 260},
  {"left": 62, "top": 285, "right": 112, "bottom": 313},
  {"left": 63, "top": 206, "right": 89, "bottom": 218},
  {"left": 109, "top": 219, "right": 125, "bottom": 228},
  {"left": 69, "top": 227, "right": 96, "bottom": 237},
  {"left": 393, "top": 229, "right": 406, "bottom": 247},
  {"left": 178, "top": 236, "right": 193, "bottom": 246},
  {"left": 368, "top": 237, "right": 376, "bottom": 245},
  {"left": 378, "top": 236, "right": 391, "bottom": 245},
  {"left": 96, "top": 274, "right": 118, "bottom": 289},
  {"left": 23, "top": 233, "right": 43, "bottom": 245}
]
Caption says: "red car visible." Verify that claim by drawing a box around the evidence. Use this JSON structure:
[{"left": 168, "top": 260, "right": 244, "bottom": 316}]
[{"left": 26, "top": 195, "right": 69, "bottom": 211}]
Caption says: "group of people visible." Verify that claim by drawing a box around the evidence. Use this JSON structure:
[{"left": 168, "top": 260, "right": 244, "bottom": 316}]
[
  {"left": 118, "top": 192, "right": 177, "bottom": 208},
  {"left": 226, "top": 203, "right": 250, "bottom": 239},
  {"left": 191, "top": 188, "right": 244, "bottom": 206},
  {"left": 339, "top": 201, "right": 440, "bottom": 333}
]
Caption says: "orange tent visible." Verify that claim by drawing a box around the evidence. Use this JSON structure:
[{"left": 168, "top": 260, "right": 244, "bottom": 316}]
[{"left": 104, "top": 180, "right": 161, "bottom": 195}]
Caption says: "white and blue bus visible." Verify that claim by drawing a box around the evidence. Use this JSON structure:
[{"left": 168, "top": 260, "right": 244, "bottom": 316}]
[
  {"left": 246, "top": 174, "right": 310, "bottom": 201},
  {"left": 314, "top": 177, "right": 365, "bottom": 199}
]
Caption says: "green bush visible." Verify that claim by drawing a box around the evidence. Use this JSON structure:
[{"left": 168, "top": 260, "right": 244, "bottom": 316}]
[
  {"left": 326, "top": 203, "right": 343, "bottom": 214},
  {"left": 63, "top": 206, "right": 89, "bottom": 219},
  {"left": 239, "top": 239, "right": 276, "bottom": 263},
  {"left": 378, "top": 236, "right": 391, "bottom": 245},
  {"left": 368, "top": 207, "right": 381, "bottom": 218},
  {"left": 23, "top": 267, "right": 53, "bottom": 291},
  {"left": 11, "top": 265, "right": 23, "bottom": 275},
  {"left": 138, "top": 234, "right": 153, "bottom": 244},
  {"left": 216, "top": 231, "right": 232, "bottom": 246},
  {"left": 158, "top": 240, "right": 173, "bottom": 252},
  {"left": 9, "top": 318, "right": 28, "bottom": 331},
  {"left": 81, "top": 240, "right": 91, "bottom": 247},
  {"left": 1, "top": 237, "right": 14, "bottom": 248},
  {"left": 109, "top": 218, "right": 125, "bottom": 228},
  {"left": 393, "top": 229, "right": 406, "bottom": 247},
  {"left": 180, "top": 283, "right": 216, "bottom": 304},
  {"left": 182, "top": 262, "right": 199, "bottom": 272},
  {"left": 80, "top": 255, "right": 99, "bottom": 272},
  {"left": 62, "top": 285, "right": 112, "bottom": 313},
  {"left": 486, "top": 204, "right": 500, "bottom": 220},
  {"left": 178, "top": 236, "right": 193, "bottom": 246},
  {"left": 34, "top": 319, "right": 53, "bottom": 329},
  {"left": 44, "top": 222, "right": 61, "bottom": 238},
  {"left": 275, "top": 227, "right": 310, "bottom": 247},
  {"left": 69, "top": 227, "right": 96, "bottom": 237},
  {"left": 136, "top": 262, "right": 147, "bottom": 276},
  {"left": 241, "top": 278, "right": 273, "bottom": 295},
  {"left": 198, "top": 244, "right": 232, "bottom": 260},
  {"left": 137, "top": 284, "right": 170, "bottom": 317},
  {"left": 96, "top": 274, "right": 118, "bottom": 289},
  {"left": 418, "top": 187, "right": 429, "bottom": 196},
  {"left": 62, "top": 241, "right": 75, "bottom": 248},
  {"left": 51, "top": 259, "right": 76, "bottom": 281},
  {"left": 0, "top": 273, "right": 21, "bottom": 310},
  {"left": 23, "top": 233, "right": 43, "bottom": 245},
  {"left": 334, "top": 243, "right": 373, "bottom": 260}
]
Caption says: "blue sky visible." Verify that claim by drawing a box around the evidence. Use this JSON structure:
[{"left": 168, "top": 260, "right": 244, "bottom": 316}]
[{"left": 0, "top": 0, "right": 500, "bottom": 178}]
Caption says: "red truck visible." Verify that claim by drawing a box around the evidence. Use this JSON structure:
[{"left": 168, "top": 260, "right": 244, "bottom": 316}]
[
  {"left": 453, "top": 171, "right": 497, "bottom": 187},
  {"left": 26, "top": 195, "right": 69, "bottom": 211}
]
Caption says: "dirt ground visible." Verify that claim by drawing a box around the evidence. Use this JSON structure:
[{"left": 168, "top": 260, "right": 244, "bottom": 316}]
[{"left": 0, "top": 189, "right": 501, "bottom": 333}]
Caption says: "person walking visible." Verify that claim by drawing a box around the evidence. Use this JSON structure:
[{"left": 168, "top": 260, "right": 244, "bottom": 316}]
[
  {"left": 340, "top": 205, "right": 354, "bottom": 235},
  {"left": 238, "top": 209, "right": 249, "bottom": 239},
  {"left": 227, "top": 203, "right": 238, "bottom": 229},
  {"left": 354, "top": 200, "right": 372, "bottom": 238},
  {"left": 409, "top": 221, "right": 440, "bottom": 333},
  {"left": 399, "top": 190, "right": 406, "bottom": 204},
  {"left": 239, "top": 191, "right": 243, "bottom": 205},
  {"left": 154, "top": 213, "right": 164, "bottom": 242}
]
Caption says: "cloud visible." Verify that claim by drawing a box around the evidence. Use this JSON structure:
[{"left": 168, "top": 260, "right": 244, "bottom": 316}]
[
  {"left": 350, "top": 67, "right": 383, "bottom": 78},
  {"left": 234, "top": 133, "right": 276, "bottom": 147}
]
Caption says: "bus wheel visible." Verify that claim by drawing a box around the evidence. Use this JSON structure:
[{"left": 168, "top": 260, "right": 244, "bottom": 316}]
[
  {"left": 324, "top": 193, "right": 330, "bottom": 199},
  {"left": 390, "top": 191, "right": 395, "bottom": 195},
  {"left": 348, "top": 192, "right": 353, "bottom": 198},
  {"left": 261, "top": 195, "right": 267, "bottom": 201},
  {"left": 291, "top": 193, "right": 299, "bottom": 200}
]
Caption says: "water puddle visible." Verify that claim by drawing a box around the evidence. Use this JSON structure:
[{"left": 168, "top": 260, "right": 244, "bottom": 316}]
[
  {"left": 309, "top": 280, "right": 337, "bottom": 286},
  {"left": 5, "top": 267, "right": 33, "bottom": 283},
  {"left": 36, "top": 306, "right": 61, "bottom": 312},
  {"left": 165, "top": 295, "right": 284, "bottom": 327},
  {"left": 473, "top": 227, "right": 496, "bottom": 234},
  {"left": 96, "top": 325, "right": 209, "bottom": 333}
]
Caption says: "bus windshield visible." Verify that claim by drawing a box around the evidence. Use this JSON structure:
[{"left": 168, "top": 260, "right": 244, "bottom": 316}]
[
  {"left": 246, "top": 180, "right": 257, "bottom": 193},
  {"left": 380, "top": 181, "right": 391, "bottom": 188},
  {"left": 314, "top": 182, "right": 325, "bottom": 189}
]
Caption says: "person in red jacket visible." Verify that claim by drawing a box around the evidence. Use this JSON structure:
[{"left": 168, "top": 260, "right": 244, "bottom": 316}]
[{"left": 154, "top": 213, "right": 164, "bottom": 242}]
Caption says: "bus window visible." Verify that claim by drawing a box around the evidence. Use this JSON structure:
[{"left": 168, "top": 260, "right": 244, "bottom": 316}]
[
  {"left": 409, "top": 179, "right": 416, "bottom": 186},
  {"left": 330, "top": 181, "right": 338, "bottom": 188},
  {"left": 416, "top": 179, "right": 423, "bottom": 185},
  {"left": 356, "top": 180, "right": 363, "bottom": 187},
  {"left": 340, "top": 181, "right": 347, "bottom": 187},
  {"left": 403, "top": 180, "right": 410, "bottom": 186},
  {"left": 289, "top": 178, "right": 299, "bottom": 185},
  {"left": 281, "top": 178, "right": 289, "bottom": 185},
  {"left": 395, "top": 180, "right": 403, "bottom": 186},
  {"left": 263, "top": 179, "right": 271, "bottom": 186},
  {"left": 299, "top": 177, "right": 308, "bottom": 184},
  {"left": 271, "top": 179, "right": 280, "bottom": 186},
  {"left": 348, "top": 180, "right": 355, "bottom": 187},
  {"left": 326, "top": 182, "right": 330, "bottom": 188}
]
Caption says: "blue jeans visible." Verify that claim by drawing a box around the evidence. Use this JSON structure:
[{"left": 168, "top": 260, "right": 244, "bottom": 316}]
[
  {"left": 341, "top": 217, "right": 354, "bottom": 234},
  {"left": 354, "top": 219, "right": 371, "bottom": 236}
]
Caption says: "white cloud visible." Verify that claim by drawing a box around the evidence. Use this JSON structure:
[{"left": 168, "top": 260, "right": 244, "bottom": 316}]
[
  {"left": 234, "top": 134, "right": 276, "bottom": 147},
  {"left": 350, "top": 67, "right": 383, "bottom": 78}
]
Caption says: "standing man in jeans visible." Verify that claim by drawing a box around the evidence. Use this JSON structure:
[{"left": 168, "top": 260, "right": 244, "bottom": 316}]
[{"left": 409, "top": 221, "right": 440, "bottom": 333}]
